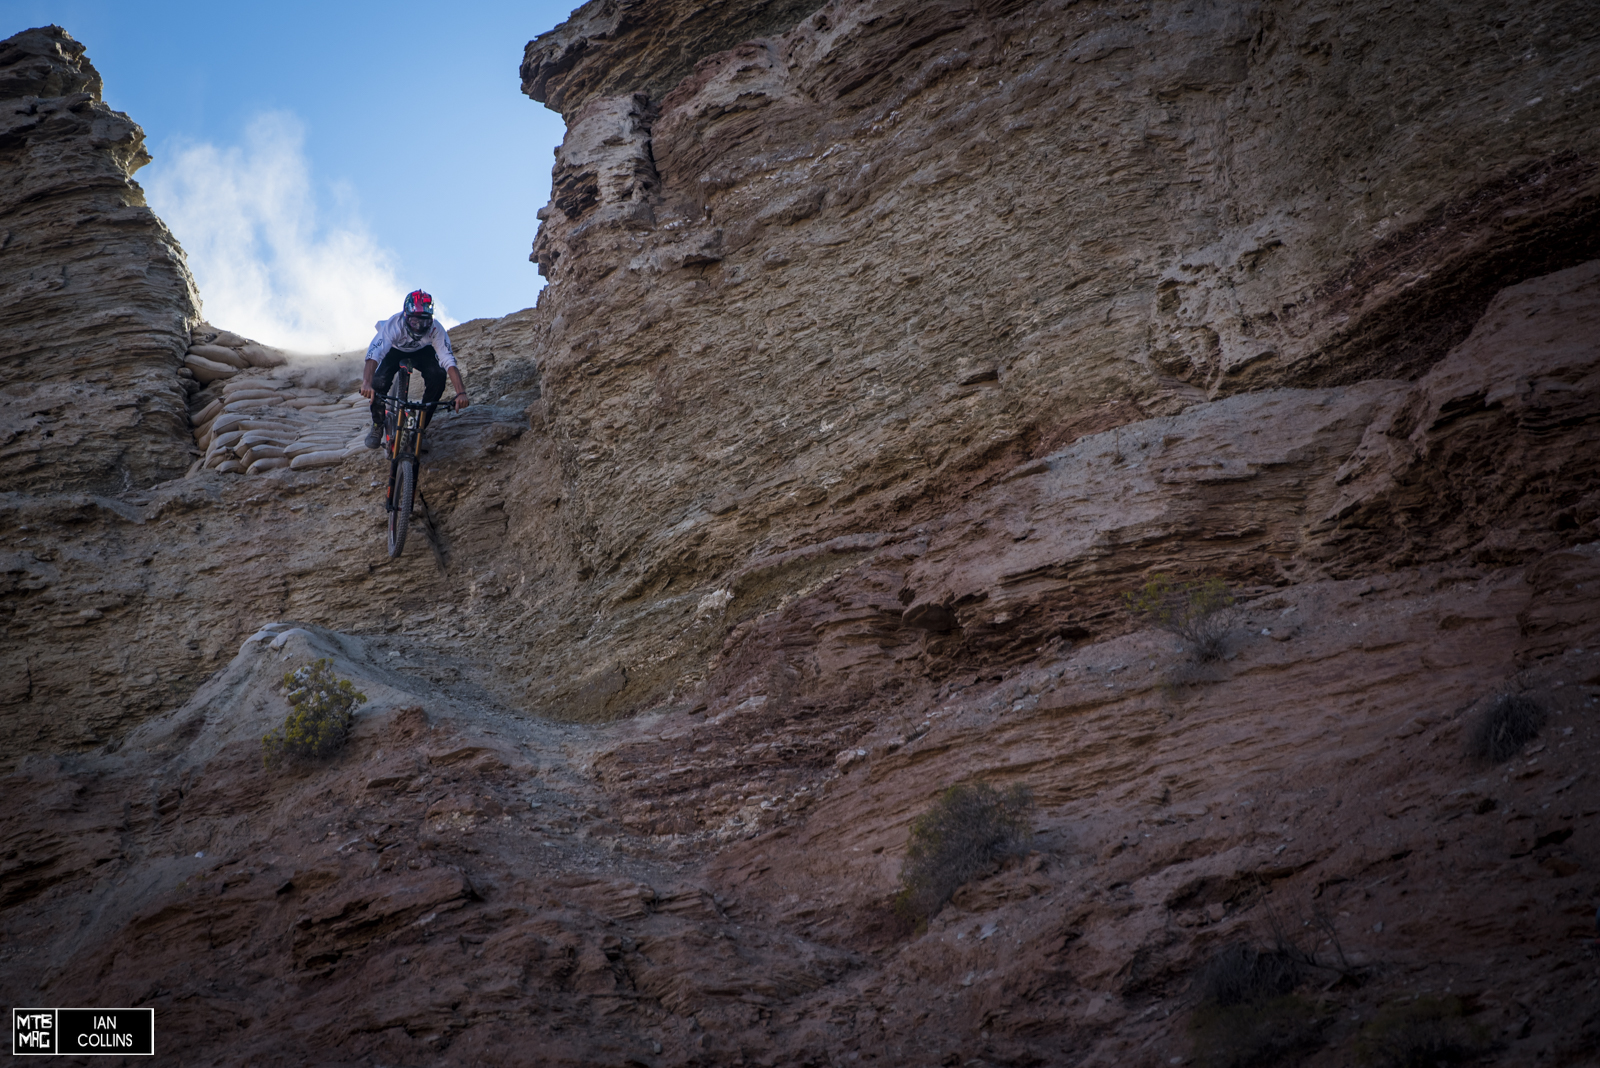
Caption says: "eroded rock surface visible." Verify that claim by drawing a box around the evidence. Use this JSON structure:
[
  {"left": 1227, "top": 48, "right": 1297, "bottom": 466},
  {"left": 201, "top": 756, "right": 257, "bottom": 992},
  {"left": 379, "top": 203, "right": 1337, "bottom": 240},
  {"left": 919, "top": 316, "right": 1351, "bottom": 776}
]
[
  {"left": 513, "top": 0, "right": 1600, "bottom": 718},
  {"left": 0, "top": 26, "right": 199, "bottom": 494}
]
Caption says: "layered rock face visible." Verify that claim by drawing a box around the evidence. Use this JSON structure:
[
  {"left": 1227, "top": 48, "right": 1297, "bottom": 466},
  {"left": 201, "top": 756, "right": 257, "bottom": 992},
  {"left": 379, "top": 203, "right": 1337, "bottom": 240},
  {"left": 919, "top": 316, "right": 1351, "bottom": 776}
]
[
  {"left": 3, "top": 4, "right": 1600, "bottom": 1066},
  {"left": 0, "top": 26, "right": 200, "bottom": 493},
  {"left": 515, "top": 0, "right": 1600, "bottom": 719}
]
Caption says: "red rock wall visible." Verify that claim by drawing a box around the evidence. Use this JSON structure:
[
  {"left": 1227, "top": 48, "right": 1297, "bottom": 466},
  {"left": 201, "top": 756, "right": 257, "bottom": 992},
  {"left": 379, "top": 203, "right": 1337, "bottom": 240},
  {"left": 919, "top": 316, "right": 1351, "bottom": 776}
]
[{"left": 508, "top": 0, "right": 1600, "bottom": 719}]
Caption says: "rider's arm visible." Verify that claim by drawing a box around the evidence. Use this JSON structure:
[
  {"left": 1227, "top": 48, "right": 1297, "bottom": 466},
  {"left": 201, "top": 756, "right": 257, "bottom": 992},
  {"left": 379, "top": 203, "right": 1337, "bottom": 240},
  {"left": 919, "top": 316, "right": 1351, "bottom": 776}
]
[
  {"left": 432, "top": 323, "right": 469, "bottom": 410},
  {"left": 359, "top": 322, "right": 392, "bottom": 399}
]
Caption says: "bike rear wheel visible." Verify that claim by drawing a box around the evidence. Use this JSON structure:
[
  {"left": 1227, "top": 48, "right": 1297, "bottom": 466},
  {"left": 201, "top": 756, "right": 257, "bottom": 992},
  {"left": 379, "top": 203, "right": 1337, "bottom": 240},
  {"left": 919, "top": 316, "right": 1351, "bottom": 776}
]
[{"left": 387, "top": 458, "right": 415, "bottom": 558}]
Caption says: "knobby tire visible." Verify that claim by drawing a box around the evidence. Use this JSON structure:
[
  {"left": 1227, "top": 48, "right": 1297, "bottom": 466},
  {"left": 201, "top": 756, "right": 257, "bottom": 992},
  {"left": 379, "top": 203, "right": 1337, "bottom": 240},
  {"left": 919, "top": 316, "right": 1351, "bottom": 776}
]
[{"left": 388, "top": 458, "right": 415, "bottom": 558}]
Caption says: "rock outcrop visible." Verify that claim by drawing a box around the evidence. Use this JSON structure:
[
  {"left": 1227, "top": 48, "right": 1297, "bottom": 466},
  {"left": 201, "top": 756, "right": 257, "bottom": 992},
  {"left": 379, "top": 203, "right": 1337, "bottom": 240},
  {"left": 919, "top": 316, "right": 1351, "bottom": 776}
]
[
  {"left": 511, "top": 0, "right": 1600, "bottom": 720},
  {"left": 0, "top": 26, "right": 200, "bottom": 493},
  {"left": 3, "top": 4, "right": 1600, "bottom": 1066}
]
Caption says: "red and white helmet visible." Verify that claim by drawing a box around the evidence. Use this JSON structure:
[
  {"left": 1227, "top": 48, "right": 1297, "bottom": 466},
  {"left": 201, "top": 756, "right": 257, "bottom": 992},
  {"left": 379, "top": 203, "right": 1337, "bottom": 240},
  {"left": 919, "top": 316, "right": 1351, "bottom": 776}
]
[{"left": 402, "top": 290, "right": 434, "bottom": 339}]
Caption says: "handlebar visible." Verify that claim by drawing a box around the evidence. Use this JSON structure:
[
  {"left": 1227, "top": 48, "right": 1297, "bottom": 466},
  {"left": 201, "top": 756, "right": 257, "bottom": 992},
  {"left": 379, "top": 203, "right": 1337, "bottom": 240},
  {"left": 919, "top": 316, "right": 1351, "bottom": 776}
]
[{"left": 383, "top": 396, "right": 446, "bottom": 412}]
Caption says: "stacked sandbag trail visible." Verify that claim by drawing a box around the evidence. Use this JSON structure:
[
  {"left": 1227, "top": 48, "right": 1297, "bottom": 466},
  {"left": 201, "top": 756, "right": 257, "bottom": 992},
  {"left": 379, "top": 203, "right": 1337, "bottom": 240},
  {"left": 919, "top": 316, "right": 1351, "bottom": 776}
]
[
  {"left": 175, "top": 323, "right": 288, "bottom": 390},
  {"left": 180, "top": 324, "right": 375, "bottom": 477}
]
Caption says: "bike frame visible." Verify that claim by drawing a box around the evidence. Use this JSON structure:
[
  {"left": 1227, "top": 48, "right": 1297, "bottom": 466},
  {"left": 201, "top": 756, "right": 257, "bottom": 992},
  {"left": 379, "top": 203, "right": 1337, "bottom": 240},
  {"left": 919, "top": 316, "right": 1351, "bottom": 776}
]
[
  {"left": 381, "top": 363, "right": 444, "bottom": 558},
  {"left": 382, "top": 364, "right": 436, "bottom": 510}
]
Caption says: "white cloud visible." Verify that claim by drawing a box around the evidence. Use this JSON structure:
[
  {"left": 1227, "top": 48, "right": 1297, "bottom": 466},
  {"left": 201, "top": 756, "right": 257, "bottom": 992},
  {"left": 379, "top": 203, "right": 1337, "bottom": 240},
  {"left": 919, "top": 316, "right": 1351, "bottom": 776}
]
[{"left": 144, "top": 112, "right": 439, "bottom": 353}]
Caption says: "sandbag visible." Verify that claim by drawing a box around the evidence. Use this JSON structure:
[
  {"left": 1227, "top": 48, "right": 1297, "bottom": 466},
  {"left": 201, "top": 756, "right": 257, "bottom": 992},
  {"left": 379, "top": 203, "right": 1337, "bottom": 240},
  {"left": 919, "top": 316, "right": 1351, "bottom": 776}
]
[
  {"left": 246, "top": 457, "right": 289, "bottom": 474},
  {"left": 191, "top": 398, "right": 224, "bottom": 426},
  {"left": 238, "top": 420, "right": 301, "bottom": 434},
  {"left": 184, "top": 354, "right": 236, "bottom": 383},
  {"left": 286, "top": 438, "right": 346, "bottom": 456},
  {"left": 240, "top": 344, "right": 288, "bottom": 368},
  {"left": 189, "top": 344, "right": 248, "bottom": 369},
  {"left": 224, "top": 389, "right": 284, "bottom": 403},
  {"left": 290, "top": 450, "right": 347, "bottom": 470},
  {"left": 207, "top": 430, "right": 244, "bottom": 455},
  {"left": 208, "top": 412, "right": 249, "bottom": 436},
  {"left": 223, "top": 377, "right": 278, "bottom": 394},
  {"left": 238, "top": 429, "right": 290, "bottom": 448},
  {"left": 216, "top": 460, "right": 244, "bottom": 474},
  {"left": 210, "top": 330, "right": 249, "bottom": 348},
  {"left": 247, "top": 445, "right": 287, "bottom": 459}
]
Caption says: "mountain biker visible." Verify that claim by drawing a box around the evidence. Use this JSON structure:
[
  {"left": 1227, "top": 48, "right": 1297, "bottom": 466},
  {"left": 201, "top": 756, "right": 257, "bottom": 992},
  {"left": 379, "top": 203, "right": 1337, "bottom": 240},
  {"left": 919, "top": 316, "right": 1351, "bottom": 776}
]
[{"left": 361, "top": 290, "right": 469, "bottom": 448}]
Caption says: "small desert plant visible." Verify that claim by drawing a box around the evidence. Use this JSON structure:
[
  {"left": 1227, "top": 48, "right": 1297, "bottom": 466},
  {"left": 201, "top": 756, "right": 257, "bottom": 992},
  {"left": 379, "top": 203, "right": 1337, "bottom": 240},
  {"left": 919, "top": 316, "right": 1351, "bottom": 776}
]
[
  {"left": 1125, "top": 575, "right": 1238, "bottom": 662},
  {"left": 1465, "top": 693, "right": 1545, "bottom": 763},
  {"left": 1354, "top": 995, "right": 1490, "bottom": 1067},
  {"left": 1190, "top": 942, "right": 1325, "bottom": 1067},
  {"left": 894, "top": 781, "right": 1033, "bottom": 926},
  {"left": 1196, "top": 942, "right": 1305, "bottom": 1006},
  {"left": 262, "top": 658, "right": 366, "bottom": 768}
]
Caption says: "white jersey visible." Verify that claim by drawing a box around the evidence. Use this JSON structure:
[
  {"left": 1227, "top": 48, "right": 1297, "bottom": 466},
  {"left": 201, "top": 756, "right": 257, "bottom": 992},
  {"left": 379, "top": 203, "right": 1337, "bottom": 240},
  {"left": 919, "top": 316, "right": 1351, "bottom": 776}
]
[{"left": 366, "top": 313, "right": 456, "bottom": 369}]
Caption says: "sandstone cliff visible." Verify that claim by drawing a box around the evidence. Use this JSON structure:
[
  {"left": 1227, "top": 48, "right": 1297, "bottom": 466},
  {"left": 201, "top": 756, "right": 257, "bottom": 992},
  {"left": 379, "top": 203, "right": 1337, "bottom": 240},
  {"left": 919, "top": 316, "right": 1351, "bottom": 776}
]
[
  {"left": 508, "top": 0, "right": 1600, "bottom": 724},
  {"left": 0, "top": 26, "right": 200, "bottom": 494},
  {"left": 3, "top": 4, "right": 1599, "bottom": 1066}
]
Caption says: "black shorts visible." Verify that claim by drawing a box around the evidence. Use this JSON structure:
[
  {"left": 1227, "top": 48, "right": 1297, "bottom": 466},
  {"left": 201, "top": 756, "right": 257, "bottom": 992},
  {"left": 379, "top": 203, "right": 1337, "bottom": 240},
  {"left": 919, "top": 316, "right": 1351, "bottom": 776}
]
[{"left": 369, "top": 345, "right": 447, "bottom": 425}]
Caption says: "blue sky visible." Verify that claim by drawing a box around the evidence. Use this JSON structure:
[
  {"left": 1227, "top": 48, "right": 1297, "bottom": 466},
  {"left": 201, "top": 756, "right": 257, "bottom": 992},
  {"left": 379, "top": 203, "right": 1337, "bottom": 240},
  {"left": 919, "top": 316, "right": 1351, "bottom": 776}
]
[{"left": 7, "top": 1, "right": 577, "bottom": 349}]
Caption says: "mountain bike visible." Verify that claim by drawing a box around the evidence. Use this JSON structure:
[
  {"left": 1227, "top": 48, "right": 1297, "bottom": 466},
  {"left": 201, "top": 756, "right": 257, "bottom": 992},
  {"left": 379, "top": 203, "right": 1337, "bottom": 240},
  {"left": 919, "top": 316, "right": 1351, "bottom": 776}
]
[{"left": 381, "top": 362, "right": 443, "bottom": 558}]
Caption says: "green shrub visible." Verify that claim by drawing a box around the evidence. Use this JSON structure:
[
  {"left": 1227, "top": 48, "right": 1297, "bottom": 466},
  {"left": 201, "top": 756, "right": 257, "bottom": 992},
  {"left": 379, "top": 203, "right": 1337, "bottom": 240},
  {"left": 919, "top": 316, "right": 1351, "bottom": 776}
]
[
  {"left": 1125, "top": 575, "right": 1238, "bottom": 662},
  {"left": 1355, "top": 995, "right": 1490, "bottom": 1067},
  {"left": 1466, "top": 693, "right": 1545, "bottom": 763},
  {"left": 894, "top": 781, "right": 1033, "bottom": 926},
  {"left": 1191, "top": 995, "right": 1326, "bottom": 1068},
  {"left": 262, "top": 658, "right": 367, "bottom": 768}
]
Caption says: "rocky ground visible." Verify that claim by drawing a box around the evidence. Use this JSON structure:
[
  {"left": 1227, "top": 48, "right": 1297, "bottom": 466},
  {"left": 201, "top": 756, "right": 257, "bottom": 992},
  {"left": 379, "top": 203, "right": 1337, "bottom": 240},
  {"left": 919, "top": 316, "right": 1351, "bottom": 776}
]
[
  {"left": 3, "top": 570, "right": 1596, "bottom": 1065},
  {"left": 4, "top": 3, "right": 1600, "bottom": 1066}
]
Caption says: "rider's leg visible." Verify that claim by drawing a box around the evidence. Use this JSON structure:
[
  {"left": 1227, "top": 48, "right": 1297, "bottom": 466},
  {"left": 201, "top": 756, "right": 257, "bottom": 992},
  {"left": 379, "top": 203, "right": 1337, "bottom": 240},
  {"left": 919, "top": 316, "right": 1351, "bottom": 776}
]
[
  {"left": 415, "top": 351, "right": 448, "bottom": 431},
  {"left": 368, "top": 351, "right": 403, "bottom": 426},
  {"left": 366, "top": 351, "right": 403, "bottom": 448}
]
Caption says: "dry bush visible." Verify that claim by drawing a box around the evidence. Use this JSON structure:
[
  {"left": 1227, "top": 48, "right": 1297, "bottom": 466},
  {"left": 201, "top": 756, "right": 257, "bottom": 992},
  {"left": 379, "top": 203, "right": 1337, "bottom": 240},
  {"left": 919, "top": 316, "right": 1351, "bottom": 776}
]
[
  {"left": 1196, "top": 943, "right": 1305, "bottom": 1006},
  {"left": 1189, "top": 942, "right": 1326, "bottom": 1067},
  {"left": 1355, "top": 996, "right": 1490, "bottom": 1067},
  {"left": 1125, "top": 575, "right": 1238, "bottom": 662},
  {"left": 262, "top": 658, "right": 367, "bottom": 768},
  {"left": 1465, "top": 693, "right": 1545, "bottom": 763},
  {"left": 894, "top": 782, "right": 1033, "bottom": 926}
]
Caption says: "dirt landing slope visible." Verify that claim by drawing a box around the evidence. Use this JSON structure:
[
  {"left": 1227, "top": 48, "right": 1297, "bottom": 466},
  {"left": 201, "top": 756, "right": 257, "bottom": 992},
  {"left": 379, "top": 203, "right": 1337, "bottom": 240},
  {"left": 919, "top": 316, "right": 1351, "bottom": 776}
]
[{"left": 2, "top": 581, "right": 1595, "bottom": 1064}]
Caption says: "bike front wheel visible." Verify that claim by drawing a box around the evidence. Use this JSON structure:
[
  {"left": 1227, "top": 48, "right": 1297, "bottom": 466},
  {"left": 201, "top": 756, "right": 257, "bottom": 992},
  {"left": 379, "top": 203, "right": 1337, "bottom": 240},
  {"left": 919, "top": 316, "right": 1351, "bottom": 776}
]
[{"left": 387, "top": 458, "right": 415, "bottom": 558}]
